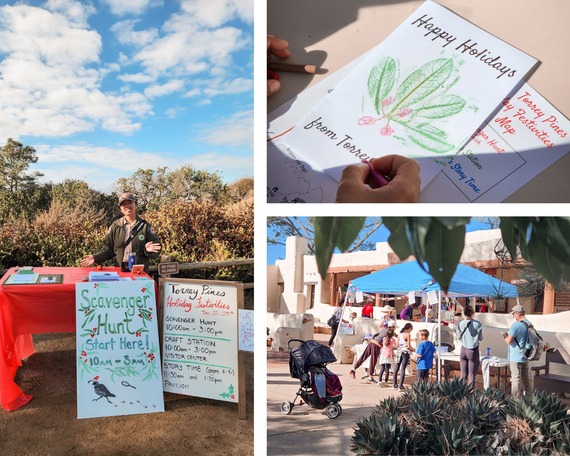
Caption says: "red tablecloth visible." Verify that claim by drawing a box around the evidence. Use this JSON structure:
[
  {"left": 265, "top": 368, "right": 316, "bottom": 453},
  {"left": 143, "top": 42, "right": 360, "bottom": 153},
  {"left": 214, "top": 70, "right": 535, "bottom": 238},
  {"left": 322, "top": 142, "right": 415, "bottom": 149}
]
[{"left": 0, "top": 267, "right": 152, "bottom": 411}]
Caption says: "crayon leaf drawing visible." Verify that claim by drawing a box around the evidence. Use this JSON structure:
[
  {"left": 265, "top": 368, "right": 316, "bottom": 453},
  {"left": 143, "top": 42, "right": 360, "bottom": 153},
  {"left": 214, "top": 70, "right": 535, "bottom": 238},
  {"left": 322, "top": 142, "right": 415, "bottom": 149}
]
[{"left": 359, "top": 57, "right": 466, "bottom": 154}]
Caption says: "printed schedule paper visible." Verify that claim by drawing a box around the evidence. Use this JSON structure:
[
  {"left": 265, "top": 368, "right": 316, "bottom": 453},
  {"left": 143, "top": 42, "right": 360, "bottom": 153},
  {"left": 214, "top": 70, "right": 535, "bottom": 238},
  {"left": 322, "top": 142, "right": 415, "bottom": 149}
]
[
  {"left": 277, "top": 0, "right": 538, "bottom": 189},
  {"left": 421, "top": 84, "right": 570, "bottom": 202}
]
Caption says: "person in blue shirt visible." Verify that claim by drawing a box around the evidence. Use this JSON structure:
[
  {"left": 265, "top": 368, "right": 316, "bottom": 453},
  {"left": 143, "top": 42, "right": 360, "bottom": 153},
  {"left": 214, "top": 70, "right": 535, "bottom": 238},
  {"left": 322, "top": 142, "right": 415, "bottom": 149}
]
[
  {"left": 416, "top": 329, "right": 435, "bottom": 382},
  {"left": 456, "top": 306, "right": 484, "bottom": 390},
  {"left": 503, "top": 304, "right": 532, "bottom": 398}
]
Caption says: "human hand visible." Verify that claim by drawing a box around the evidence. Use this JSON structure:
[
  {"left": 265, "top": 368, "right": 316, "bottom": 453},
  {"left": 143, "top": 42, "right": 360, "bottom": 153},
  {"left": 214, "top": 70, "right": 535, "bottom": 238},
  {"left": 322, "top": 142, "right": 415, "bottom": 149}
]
[
  {"left": 336, "top": 155, "right": 420, "bottom": 203},
  {"left": 267, "top": 35, "right": 290, "bottom": 97},
  {"left": 145, "top": 242, "right": 161, "bottom": 253},
  {"left": 80, "top": 255, "right": 95, "bottom": 267}
]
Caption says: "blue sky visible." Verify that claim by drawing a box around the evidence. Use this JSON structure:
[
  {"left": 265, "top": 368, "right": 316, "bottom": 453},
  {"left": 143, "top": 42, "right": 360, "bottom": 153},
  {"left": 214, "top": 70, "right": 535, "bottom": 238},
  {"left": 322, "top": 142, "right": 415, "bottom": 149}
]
[
  {"left": 267, "top": 217, "right": 495, "bottom": 264},
  {"left": 0, "top": 0, "right": 253, "bottom": 193}
]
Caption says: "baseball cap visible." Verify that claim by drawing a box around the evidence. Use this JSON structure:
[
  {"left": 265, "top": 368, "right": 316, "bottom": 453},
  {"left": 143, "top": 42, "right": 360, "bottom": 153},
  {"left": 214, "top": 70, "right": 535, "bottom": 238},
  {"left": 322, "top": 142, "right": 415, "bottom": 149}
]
[
  {"left": 510, "top": 304, "right": 525, "bottom": 315},
  {"left": 118, "top": 192, "right": 137, "bottom": 205},
  {"left": 387, "top": 320, "right": 397, "bottom": 327}
]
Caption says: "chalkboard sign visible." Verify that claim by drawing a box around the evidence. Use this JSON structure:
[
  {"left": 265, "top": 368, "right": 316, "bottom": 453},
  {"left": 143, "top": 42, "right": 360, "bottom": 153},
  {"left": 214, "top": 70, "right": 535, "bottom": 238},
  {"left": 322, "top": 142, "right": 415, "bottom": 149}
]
[
  {"left": 160, "top": 279, "right": 244, "bottom": 410},
  {"left": 75, "top": 280, "right": 165, "bottom": 419}
]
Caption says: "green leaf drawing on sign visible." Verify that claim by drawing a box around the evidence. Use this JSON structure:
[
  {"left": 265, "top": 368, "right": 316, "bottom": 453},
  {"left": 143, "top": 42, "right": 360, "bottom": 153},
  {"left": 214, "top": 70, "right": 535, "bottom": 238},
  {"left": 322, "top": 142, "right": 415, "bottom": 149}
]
[
  {"left": 368, "top": 57, "right": 398, "bottom": 115},
  {"left": 388, "top": 58, "right": 453, "bottom": 114}
]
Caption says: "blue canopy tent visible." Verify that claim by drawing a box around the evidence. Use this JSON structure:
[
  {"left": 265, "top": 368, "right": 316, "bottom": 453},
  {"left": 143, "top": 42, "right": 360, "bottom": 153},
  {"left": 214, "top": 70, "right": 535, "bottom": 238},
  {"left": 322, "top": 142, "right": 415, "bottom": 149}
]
[
  {"left": 350, "top": 261, "right": 518, "bottom": 381},
  {"left": 350, "top": 261, "right": 518, "bottom": 298}
]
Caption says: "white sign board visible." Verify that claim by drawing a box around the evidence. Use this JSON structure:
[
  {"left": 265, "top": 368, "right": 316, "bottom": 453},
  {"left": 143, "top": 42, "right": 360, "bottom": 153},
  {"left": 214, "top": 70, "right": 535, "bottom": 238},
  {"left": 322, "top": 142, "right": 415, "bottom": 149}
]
[
  {"left": 161, "top": 279, "right": 241, "bottom": 403},
  {"left": 238, "top": 309, "right": 254, "bottom": 352},
  {"left": 75, "top": 280, "right": 164, "bottom": 419}
]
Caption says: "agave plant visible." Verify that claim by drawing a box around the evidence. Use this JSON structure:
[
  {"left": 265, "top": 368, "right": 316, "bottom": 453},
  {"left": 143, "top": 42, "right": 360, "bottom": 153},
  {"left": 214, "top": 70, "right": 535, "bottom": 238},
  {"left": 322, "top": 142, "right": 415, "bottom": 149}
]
[{"left": 351, "top": 380, "right": 570, "bottom": 455}]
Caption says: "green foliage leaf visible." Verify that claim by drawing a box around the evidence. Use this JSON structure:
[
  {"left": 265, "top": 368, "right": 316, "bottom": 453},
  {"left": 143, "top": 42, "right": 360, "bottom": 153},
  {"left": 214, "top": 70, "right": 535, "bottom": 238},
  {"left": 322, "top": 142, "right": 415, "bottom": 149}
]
[
  {"left": 424, "top": 220, "right": 466, "bottom": 293},
  {"left": 368, "top": 57, "right": 398, "bottom": 115},
  {"left": 382, "top": 218, "right": 411, "bottom": 260},
  {"left": 314, "top": 217, "right": 365, "bottom": 279},
  {"left": 389, "top": 58, "right": 453, "bottom": 113},
  {"left": 500, "top": 217, "right": 570, "bottom": 288},
  {"left": 412, "top": 94, "right": 466, "bottom": 119}
]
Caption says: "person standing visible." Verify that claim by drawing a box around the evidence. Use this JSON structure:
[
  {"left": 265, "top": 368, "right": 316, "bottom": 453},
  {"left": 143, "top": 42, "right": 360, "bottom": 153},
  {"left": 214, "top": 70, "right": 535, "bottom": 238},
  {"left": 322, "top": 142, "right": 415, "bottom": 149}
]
[
  {"left": 416, "top": 329, "right": 435, "bottom": 382},
  {"left": 350, "top": 320, "right": 397, "bottom": 383},
  {"left": 503, "top": 304, "right": 532, "bottom": 398},
  {"left": 393, "top": 323, "right": 414, "bottom": 391},
  {"left": 327, "top": 306, "right": 345, "bottom": 347},
  {"left": 81, "top": 192, "right": 161, "bottom": 273},
  {"left": 456, "top": 306, "right": 483, "bottom": 390}
]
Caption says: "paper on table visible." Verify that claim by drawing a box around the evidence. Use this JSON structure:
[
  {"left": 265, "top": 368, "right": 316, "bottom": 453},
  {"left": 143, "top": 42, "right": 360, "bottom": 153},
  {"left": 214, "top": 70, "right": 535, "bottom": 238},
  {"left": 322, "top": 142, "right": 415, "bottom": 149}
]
[
  {"left": 279, "top": 0, "right": 537, "bottom": 189},
  {"left": 420, "top": 84, "right": 570, "bottom": 202}
]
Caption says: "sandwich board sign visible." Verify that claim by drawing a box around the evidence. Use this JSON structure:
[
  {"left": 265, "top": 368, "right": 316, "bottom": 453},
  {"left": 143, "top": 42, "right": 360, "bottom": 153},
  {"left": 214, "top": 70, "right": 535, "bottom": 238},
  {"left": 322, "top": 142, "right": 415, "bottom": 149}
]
[
  {"left": 75, "top": 280, "right": 165, "bottom": 419},
  {"left": 160, "top": 278, "right": 245, "bottom": 418}
]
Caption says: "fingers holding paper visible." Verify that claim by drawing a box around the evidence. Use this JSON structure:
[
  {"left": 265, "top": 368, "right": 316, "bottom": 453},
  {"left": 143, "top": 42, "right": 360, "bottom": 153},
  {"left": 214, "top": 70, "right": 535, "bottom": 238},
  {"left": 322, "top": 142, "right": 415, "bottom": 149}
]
[{"left": 336, "top": 155, "right": 420, "bottom": 203}]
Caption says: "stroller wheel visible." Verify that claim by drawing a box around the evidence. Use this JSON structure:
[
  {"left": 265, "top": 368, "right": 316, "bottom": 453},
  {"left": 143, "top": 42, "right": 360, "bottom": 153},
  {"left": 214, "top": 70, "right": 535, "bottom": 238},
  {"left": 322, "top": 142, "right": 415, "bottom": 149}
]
[
  {"left": 280, "top": 401, "right": 293, "bottom": 415},
  {"left": 325, "top": 403, "right": 342, "bottom": 419}
]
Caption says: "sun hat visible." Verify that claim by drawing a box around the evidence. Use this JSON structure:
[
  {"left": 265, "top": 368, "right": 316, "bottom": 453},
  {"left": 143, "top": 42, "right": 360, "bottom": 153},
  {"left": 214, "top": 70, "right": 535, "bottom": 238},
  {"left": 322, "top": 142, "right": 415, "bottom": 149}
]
[
  {"left": 509, "top": 304, "right": 525, "bottom": 315},
  {"left": 118, "top": 192, "right": 137, "bottom": 205},
  {"left": 379, "top": 305, "right": 395, "bottom": 313}
]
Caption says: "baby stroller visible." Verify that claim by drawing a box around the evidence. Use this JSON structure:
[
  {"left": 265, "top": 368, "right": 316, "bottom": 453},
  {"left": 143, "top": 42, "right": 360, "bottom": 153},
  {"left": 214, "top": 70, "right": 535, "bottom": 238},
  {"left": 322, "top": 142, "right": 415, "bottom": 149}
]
[{"left": 280, "top": 339, "right": 343, "bottom": 419}]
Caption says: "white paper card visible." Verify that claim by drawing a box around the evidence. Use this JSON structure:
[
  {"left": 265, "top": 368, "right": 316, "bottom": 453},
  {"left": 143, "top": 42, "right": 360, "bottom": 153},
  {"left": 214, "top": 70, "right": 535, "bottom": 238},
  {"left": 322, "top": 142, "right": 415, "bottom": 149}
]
[
  {"left": 280, "top": 0, "right": 537, "bottom": 188},
  {"left": 427, "top": 290, "right": 439, "bottom": 305}
]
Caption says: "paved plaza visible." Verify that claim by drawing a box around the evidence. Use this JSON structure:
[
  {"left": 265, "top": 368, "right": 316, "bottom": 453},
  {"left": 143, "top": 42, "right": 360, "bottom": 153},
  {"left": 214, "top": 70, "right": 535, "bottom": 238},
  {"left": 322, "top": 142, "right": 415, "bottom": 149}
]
[{"left": 267, "top": 334, "right": 409, "bottom": 456}]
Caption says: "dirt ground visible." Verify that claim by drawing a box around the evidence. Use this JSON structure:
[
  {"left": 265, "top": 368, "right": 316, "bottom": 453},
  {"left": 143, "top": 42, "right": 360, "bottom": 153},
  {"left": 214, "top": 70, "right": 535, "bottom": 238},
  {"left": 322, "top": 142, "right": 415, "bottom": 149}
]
[{"left": 0, "top": 332, "right": 253, "bottom": 456}]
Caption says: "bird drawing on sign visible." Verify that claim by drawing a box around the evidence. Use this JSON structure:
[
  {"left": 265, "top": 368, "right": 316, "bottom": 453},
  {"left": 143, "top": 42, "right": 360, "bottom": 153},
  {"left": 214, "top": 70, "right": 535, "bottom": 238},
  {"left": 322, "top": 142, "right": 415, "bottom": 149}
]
[{"left": 88, "top": 376, "right": 116, "bottom": 404}]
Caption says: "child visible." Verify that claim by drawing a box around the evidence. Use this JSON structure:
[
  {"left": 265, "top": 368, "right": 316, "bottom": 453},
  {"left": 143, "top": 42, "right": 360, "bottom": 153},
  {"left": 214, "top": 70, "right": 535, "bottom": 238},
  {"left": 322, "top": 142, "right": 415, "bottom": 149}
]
[
  {"left": 378, "top": 328, "right": 397, "bottom": 387},
  {"left": 416, "top": 329, "right": 435, "bottom": 382}
]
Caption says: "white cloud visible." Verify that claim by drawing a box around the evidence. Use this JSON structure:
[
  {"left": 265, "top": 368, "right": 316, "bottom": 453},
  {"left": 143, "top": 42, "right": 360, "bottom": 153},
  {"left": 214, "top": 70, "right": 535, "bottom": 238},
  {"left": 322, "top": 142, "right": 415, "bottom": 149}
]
[
  {"left": 0, "top": 4, "right": 151, "bottom": 138},
  {"left": 128, "top": 1, "right": 250, "bottom": 81},
  {"left": 164, "top": 107, "right": 186, "bottom": 119},
  {"left": 179, "top": 0, "right": 253, "bottom": 27},
  {"left": 203, "top": 77, "right": 252, "bottom": 97},
  {"left": 118, "top": 73, "right": 154, "bottom": 84},
  {"left": 100, "top": 0, "right": 162, "bottom": 17},
  {"left": 44, "top": 0, "right": 96, "bottom": 25},
  {"left": 35, "top": 143, "right": 179, "bottom": 172},
  {"left": 144, "top": 79, "right": 184, "bottom": 98},
  {"left": 198, "top": 109, "right": 252, "bottom": 148},
  {"left": 111, "top": 19, "right": 159, "bottom": 47}
]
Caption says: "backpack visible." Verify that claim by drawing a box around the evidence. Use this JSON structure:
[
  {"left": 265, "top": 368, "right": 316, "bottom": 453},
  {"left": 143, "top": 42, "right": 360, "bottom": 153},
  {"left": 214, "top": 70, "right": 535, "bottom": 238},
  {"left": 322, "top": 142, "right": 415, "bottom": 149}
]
[
  {"left": 518, "top": 321, "right": 544, "bottom": 361},
  {"left": 327, "top": 308, "right": 342, "bottom": 327}
]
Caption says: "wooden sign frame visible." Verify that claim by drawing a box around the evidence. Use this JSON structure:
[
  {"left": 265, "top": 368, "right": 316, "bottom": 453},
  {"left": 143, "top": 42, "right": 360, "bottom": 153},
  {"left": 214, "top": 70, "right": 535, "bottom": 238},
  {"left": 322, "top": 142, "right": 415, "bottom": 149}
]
[{"left": 158, "top": 278, "right": 246, "bottom": 419}]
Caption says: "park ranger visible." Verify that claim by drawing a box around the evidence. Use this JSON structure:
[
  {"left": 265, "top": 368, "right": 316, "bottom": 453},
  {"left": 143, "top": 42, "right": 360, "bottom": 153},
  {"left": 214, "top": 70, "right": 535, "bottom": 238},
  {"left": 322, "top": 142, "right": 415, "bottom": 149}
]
[{"left": 81, "top": 192, "right": 161, "bottom": 272}]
